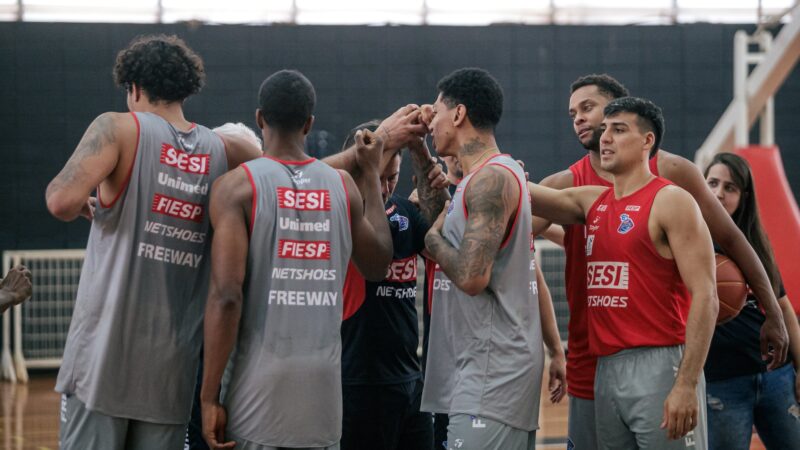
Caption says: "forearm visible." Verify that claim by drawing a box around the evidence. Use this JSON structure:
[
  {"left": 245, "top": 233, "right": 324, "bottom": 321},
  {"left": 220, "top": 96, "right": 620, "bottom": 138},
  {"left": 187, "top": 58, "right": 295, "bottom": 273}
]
[
  {"left": 779, "top": 297, "right": 800, "bottom": 368},
  {"left": 409, "top": 145, "right": 449, "bottom": 224},
  {"left": 424, "top": 230, "right": 468, "bottom": 291},
  {"left": 716, "top": 229, "right": 781, "bottom": 317},
  {"left": 200, "top": 290, "right": 242, "bottom": 403},
  {"left": 0, "top": 292, "right": 11, "bottom": 314},
  {"left": 322, "top": 146, "right": 360, "bottom": 175},
  {"left": 675, "top": 291, "right": 718, "bottom": 387},
  {"left": 537, "top": 267, "right": 564, "bottom": 357}
]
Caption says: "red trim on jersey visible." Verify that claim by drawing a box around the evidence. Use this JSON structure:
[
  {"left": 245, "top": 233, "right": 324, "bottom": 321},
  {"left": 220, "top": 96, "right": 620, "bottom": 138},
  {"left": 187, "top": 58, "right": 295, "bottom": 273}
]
[
  {"left": 342, "top": 261, "right": 366, "bottom": 320},
  {"left": 339, "top": 171, "right": 352, "bottom": 225},
  {"left": 424, "top": 258, "right": 436, "bottom": 314},
  {"left": 241, "top": 164, "right": 257, "bottom": 235},
  {"left": 262, "top": 154, "right": 316, "bottom": 165},
  {"left": 485, "top": 162, "right": 523, "bottom": 250},
  {"left": 98, "top": 112, "right": 140, "bottom": 209},
  {"left": 189, "top": 122, "right": 197, "bottom": 130}
]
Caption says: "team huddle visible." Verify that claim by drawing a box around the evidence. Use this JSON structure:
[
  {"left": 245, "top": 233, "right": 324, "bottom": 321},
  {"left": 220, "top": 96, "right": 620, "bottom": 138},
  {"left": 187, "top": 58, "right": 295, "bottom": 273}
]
[{"left": 42, "top": 34, "right": 800, "bottom": 450}]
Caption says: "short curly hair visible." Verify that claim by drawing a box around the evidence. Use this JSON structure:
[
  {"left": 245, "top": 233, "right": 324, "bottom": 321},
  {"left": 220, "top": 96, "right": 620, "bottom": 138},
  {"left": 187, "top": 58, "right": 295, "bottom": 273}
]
[
  {"left": 437, "top": 68, "right": 503, "bottom": 131},
  {"left": 113, "top": 34, "right": 205, "bottom": 103},
  {"left": 570, "top": 74, "right": 629, "bottom": 100},
  {"left": 258, "top": 70, "right": 316, "bottom": 132},
  {"left": 604, "top": 97, "right": 665, "bottom": 158}
]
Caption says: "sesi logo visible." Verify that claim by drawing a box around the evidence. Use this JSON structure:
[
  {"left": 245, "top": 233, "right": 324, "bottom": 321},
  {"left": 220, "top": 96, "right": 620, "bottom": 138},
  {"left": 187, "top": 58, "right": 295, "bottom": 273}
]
[
  {"left": 151, "top": 193, "right": 204, "bottom": 223},
  {"left": 160, "top": 144, "right": 210, "bottom": 174},
  {"left": 278, "top": 239, "right": 331, "bottom": 260},
  {"left": 277, "top": 187, "right": 330, "bottom": 211},
  {"left": 587, "top": 262, "right": 629, "bottom": 290},
  {"left": 385, "top": 256, "right": 417, "bottom": 282}
]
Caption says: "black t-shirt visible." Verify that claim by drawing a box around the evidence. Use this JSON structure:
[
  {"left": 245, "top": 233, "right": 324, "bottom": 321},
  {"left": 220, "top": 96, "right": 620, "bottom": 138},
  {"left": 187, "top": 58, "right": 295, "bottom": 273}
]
[
  {"left": 341, "top": 195, "right": 430, "bottom": 385},
  {"left": 705, "top": 278, "right": 789, "bottom": 382}
]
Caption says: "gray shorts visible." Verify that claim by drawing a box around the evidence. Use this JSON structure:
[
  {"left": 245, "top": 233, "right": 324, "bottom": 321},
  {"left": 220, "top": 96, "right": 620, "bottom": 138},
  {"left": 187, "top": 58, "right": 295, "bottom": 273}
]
[
  {"left": 447, "top": 414, "right": 535, "bottom": 450},
  {"left": 568, "top": 395, "right": 598, "bottom": 450},
  {"left": 226, "top": 431, "right": 339, "bottom": 450},
  {"left": 594, "top": 346, "right": 708, "bottom": 450},
  {"left": 60, "top": 394, "right": 186, "bottom": 450}
]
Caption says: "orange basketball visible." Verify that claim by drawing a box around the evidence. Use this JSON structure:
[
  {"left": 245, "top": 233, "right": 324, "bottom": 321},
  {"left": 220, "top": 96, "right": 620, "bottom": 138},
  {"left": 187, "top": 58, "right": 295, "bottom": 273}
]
[{"left": 715, "top": 254, "right": 748, "bottom": 324}]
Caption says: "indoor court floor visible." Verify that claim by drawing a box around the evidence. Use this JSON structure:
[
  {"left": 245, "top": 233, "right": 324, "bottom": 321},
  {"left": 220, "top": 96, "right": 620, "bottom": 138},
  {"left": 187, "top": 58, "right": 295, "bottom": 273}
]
[{"left": 0, "top": 372, "right": 768, "bottom": 450}]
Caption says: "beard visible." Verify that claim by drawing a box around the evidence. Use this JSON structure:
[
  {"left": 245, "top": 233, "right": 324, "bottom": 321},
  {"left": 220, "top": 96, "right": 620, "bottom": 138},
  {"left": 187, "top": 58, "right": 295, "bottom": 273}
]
[{"left": 581, "top": 127, "right": 602, "bottom": 151}]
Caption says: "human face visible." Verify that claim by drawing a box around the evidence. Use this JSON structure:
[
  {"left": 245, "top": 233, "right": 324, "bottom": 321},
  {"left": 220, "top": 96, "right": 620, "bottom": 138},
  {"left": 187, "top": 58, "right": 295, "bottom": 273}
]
[
  {"left": 598, "top": 112, "right": 652, "bottom": 174},
  {"left": 568, "top": 85, "right": 610, "bottom": 151},
  {"left": 428, "top": 94, "right": 458, "bottom": 157},
  {"left": 706, "top": 163, "right": 742, "bottom": 216},
  {"left": 381, "top": 152, "right": 402, "bottom": 204}
]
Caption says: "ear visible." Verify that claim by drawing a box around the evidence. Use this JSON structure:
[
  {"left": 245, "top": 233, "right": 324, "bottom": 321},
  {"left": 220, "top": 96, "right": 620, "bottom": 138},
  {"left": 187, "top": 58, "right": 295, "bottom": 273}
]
[
  {"left": 255, "top": 109, "right": 265, "bottom": 130},
  {"left": 453, "top": 104, "right": 467, "bottom": 128},
  {"left": 132, "top": 83, "right": 142, "bottom": 103},
  {"left": 643, "top": 131, "right": 655, "bottom": 153},
  {"left": 302, "top": 115, "right": 315, "bottom": 136}
]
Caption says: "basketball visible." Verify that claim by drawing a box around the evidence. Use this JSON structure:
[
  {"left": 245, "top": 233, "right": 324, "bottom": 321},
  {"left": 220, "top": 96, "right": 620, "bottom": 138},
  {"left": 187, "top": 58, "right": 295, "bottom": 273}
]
[{"left": 715, "top": 254, "right": 748, "bottom": 324}]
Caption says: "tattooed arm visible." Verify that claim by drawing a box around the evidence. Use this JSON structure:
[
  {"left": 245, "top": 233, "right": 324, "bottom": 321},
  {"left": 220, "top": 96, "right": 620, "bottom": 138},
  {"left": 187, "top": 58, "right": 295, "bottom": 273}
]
[
  {"left": 46, "top": 112, "right": 137, "bottom": 221},
  {"left": 408, "top": 137, "right": 450, "bottom": 224},
  {"left": 424, "top": 165, "right": 517, "bottom": 296}
]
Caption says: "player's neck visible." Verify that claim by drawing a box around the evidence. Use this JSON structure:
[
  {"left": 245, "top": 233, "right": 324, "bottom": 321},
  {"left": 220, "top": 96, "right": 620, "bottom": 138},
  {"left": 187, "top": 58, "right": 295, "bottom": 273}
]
[
  {"left": 458, "top": 134, "right": 499, "bottom": 174},
  {"left": 612, "top": 163, "right": 655, "bottom": 199},
  {"left": 263, "top": 134, "right": 310, "bottom": 162},
  {"left": 137, "top": 102, "right": 192, "bottom": 132},
  {"left": 587, "top": 149, "right": 614, "bottom": 183}
]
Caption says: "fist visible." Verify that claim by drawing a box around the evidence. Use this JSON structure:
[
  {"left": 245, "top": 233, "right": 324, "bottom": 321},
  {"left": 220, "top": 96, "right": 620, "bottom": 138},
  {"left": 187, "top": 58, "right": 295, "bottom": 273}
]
[{"left": 420, "top": 104, "right": 434, "bottom": 127}]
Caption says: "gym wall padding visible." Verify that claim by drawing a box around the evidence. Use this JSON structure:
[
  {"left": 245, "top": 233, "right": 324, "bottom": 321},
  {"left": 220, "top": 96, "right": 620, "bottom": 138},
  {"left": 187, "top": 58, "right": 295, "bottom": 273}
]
[
  {"left": 737, "top": 146, "right": 800, "bottom": 314},
  {"left": 1, "top": 22, "right": 799, "bottom": 252}
]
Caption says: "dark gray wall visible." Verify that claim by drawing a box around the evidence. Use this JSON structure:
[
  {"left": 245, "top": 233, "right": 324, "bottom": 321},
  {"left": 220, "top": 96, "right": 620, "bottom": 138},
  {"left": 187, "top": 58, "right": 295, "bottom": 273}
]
[{"left": 2, "top": 22, "right": 798, "bottom": 251}]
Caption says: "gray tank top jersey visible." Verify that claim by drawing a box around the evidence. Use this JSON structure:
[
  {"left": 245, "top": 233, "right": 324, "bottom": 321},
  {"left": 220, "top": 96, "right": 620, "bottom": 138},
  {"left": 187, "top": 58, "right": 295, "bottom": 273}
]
[
  {"left": 421, "top": 154, "right": 544, "bottom": 431},
  {"left": 55, "top": 112, "right": 227, "bottom": 423},
  {"left": 224, "top": 156, "right": 352, "bottom": 447}
]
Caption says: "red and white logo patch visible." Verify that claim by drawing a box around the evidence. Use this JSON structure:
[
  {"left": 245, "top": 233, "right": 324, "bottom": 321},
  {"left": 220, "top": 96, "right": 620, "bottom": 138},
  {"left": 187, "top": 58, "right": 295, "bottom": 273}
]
[
  {"left": 151, "top": 193, "right": 204, "bottom": 223},
  {"left": 160, "top": 144, "right": 210, "bottom": 175},
  {"left": 385, "top": 256, "right": 417, "bottom": 283},
  {"left": 587, "top": 262, "right": 629, "bottom": 290},
  {"left": 277, "top": 188, "right": 331, "bottom": 211},
  {"left": 278, "top": 239, "right": 331, "bottom": 260}
]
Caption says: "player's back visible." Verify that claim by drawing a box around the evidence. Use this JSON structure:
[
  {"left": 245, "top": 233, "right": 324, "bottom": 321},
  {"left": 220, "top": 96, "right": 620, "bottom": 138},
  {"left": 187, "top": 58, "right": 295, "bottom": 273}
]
[
  {"left": 224, "top": 155, "right": 351, "bottom": 447},
  {"left": 56, "top": 112, "right": 227, "bottom": 424}
]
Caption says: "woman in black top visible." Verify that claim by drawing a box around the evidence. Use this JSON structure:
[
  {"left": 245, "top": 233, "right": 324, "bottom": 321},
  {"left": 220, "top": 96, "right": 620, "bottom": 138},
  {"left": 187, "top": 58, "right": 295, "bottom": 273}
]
[{"left": 703, "top": 152, "right": 800, "bottom": 449}]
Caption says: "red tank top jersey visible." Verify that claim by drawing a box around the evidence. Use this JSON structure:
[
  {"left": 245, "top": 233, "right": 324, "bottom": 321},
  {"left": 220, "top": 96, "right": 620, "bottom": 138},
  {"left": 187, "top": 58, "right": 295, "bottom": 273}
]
[
  {"left": 585, "top": 177, "right": 690, "bottom": 356},
  {"left": 564, "top": 154, "right": 659, "bottom": 399}
]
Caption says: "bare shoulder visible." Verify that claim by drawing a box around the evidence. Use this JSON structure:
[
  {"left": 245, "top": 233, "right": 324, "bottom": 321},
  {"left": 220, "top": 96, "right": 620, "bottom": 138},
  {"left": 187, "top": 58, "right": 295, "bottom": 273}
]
[
  {"left": 212, "top": 166, "right": 252, "bottom": 201},
  {"left": 656, "top": 150, "right": 698, "bottom": 179},
  {"left": 468, "top": 164, "right": 520, "bottom": 197},
  {"left": 539, "top": 168, "right": 574, "bottom": 189},
  {"left": 653, "top": 184, "right": 698, "bottom": 221}
]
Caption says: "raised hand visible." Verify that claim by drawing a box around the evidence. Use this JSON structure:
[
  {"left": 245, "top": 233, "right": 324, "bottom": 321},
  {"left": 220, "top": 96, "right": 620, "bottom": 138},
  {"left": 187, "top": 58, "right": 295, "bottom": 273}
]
[
  {"left": 354, "top": 129, "right": 385, "bottom": 175},
  {"left": 376, "top": 104, "right": 428, "bottom": 153}
]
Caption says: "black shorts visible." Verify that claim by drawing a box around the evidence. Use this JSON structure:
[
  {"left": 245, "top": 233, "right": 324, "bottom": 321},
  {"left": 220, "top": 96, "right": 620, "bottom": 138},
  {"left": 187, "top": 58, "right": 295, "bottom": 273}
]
[{"left": 342, "top": 379, "right": 433, "bottom": 450}]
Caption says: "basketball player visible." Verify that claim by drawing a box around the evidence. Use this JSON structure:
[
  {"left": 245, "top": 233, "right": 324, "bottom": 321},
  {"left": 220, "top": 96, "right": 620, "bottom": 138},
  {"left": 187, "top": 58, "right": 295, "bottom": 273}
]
[
  {"left": 413, "top": 152, "right": 566, "bottom": 450},
  {"left": 533, "top": 74, "right": 789, "bottom": 450},
  {"left": 0, "top": 265, "right": 32, "bottom": 314},
  {"left": 531, "top": 97, "right": 717, "bottom": 449},
  {"left": 45, "top": 35, "right": 262, "bottom": 450},
  {"left": 422, "top": 67, "right": 543, "bottom": 450},
  {"left": 338, "top": 121, "right": 447, "bottom": 450},
  {"left": 200, "top": 70, "right": 393, "bottom": 449}
]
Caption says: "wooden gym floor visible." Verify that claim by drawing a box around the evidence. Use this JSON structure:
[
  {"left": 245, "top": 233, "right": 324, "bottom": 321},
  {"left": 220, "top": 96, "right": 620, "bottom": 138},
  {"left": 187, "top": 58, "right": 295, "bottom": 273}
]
[{"left": 0, "top": 372, "right": 768, "bottom": 450}]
